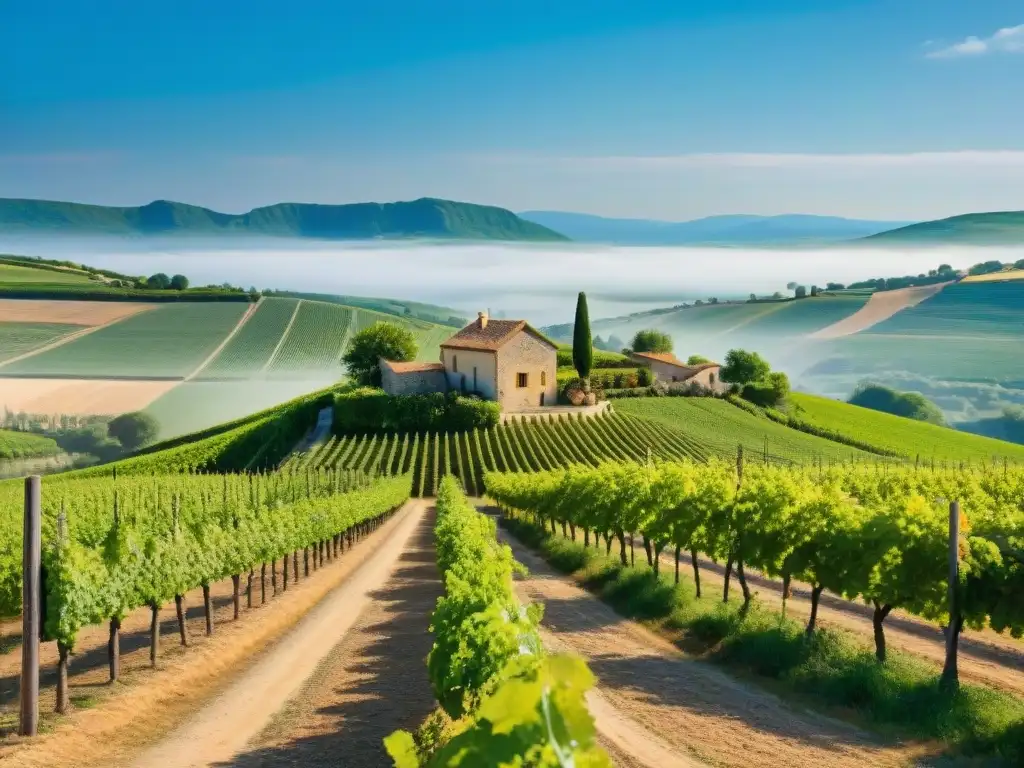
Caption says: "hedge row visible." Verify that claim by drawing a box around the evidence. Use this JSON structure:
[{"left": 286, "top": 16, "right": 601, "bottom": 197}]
[{"left": 333, "top": 389, "right": 500, "bottom": 435}]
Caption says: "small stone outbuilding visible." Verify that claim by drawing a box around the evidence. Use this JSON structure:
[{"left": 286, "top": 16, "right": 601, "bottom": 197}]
[
  {"left": 630, "top": 351, "right": 728, "bottom": 393},
  {"left": 378, "top": 360, "right": 448, "bottom": 396},
  {"left": 380, "top": 311, "right": 558, "bottom": 410}
]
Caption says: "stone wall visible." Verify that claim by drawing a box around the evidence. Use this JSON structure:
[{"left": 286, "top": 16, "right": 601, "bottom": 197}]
[
  {"left": 380, "top": 367, "right": 448, "bottom": 396},
  {"left": 495, "top": 331, "right": 558, "bottom": 410}
]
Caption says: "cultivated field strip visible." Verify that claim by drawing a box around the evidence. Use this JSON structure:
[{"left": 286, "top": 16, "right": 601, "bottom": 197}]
[
  {"left": 267, "top": 301, "right": 354, "bottom": 376},
  {"left": 1, "top": 303, "right": 251, "bottom": 378},
  {"left": 198, "top": 297, "right": 301, "bottom": 379},
  {"left": 0, "top": 322, "right": 81, "bottom": 363},
  {"left": 283, "top": 412, "right": 709, "bottom": 497}
]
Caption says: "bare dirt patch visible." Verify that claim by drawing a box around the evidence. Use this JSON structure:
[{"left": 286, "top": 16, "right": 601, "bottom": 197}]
[
  {"left": 0, "top": 299, "right": 156, "bottom": 326},
  {"left": 224, "top": 505, "right": 441, "bottom": 768},
  {"left": 499, "top": 526, "right": 922, "bottom": 768},
  {"left": 811, "top": 283, "right": 952, "bottom": 339},
  {"left": 0, "top": 501, "right": 421, "bottom": 768},
  {"left": 0, "top": 378, "right": 179, "bottom": 415}
]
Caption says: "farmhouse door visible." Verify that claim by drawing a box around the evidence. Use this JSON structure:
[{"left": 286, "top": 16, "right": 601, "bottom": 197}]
[{"left": 540, "top": 392, "right": 545, "bottom": 406}]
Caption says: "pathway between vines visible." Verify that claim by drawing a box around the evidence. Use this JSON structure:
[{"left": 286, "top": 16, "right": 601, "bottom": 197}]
[
  {"left": 495, "top": 516, "right": 923, "bottom": 768},
  {"left": 132, "top": 499, "right": 432, "bottom": 768}
]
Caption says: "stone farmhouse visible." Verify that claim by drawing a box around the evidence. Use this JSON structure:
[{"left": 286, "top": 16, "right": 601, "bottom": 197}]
[
  {"left": 629, "top": 351, "right": 728, "bottom": 393},
  {"left": 380, "top": 312, "right": 558, "bottom": 410}
]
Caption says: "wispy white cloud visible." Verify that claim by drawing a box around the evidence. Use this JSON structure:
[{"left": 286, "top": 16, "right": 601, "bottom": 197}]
[
  {"left": 470, "top": 150, "right": 1024, "bottom": 170},
  {"left": 925, "top": 23, "right": 1024, "bottom": 59}
]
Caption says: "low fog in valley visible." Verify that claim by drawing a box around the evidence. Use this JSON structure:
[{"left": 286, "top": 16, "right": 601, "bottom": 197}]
[{"left": 4, "top": 236, "right": 1016, "bottom": 325}]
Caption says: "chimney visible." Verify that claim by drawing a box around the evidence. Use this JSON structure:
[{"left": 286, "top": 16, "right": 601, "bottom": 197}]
[{"left": 478, "top": 310, "right": 488, "bottom": 329}]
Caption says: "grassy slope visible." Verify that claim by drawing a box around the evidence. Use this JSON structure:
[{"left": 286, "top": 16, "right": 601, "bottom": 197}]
[
  {"left": 788, "top": 392, "right": 1024, "bottom": 462},
  {"left": 0, "top": 429, "right": 61, "bottom": 459},
  {"left": 863, "top": 210, "right": 1024, "bottom": 245},
  {"left": 0, "top": 197, "right": 568, "bottom": 241},
  {"left": 805, "top": 282, "right": 1024, "bottom": 386},
  {"left": 614, "top": 397, "right": 874, "bottom": 464},
  {"left": 0, "top": 263, "right": 92, "bottom": 284}
]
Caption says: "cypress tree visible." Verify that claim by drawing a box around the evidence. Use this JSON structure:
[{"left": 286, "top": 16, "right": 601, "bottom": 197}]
[{"left": 572, "top": 291, "right": 593, "bottom": 390}]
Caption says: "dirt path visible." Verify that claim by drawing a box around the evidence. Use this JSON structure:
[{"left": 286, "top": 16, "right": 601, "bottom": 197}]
[
  {"left": 498, "top": 525, "right": 921, "bottom": 768},
  {"left": 185, "top": 298, "right": 263, "bottom": 381},
  {"left": 659, "top": 550, "right": 1024, "bottom": 697},
  {"left": 0, "top": 501, "right": 422, "bottom": 768},
  {"left": 131, "top": 500, "right": 430, "bottom": 768},
  {"left": 223, "top": 506, "right": 441, "bottom": 768},
  {"left": 810, "top": 283, "right": 951, "bottom": 339}
]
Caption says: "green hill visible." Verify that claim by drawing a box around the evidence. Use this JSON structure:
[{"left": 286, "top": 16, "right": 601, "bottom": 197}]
[
  {"left": 787, "top": 392, "right": 1024, "bottom": 462},
  {"left": 0, "top": 197, "right": 568, "bottom": 241},
  {"left": 863, "top": 211, "right": 1024, "bottom": 245}
]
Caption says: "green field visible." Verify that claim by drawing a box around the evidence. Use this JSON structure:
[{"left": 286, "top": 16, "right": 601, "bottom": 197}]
[
  {"left": 613, "top": 397, "right": 875, "bottom": 464},
  {"left": 0, "top": 428, "right": 61, "bottom": 459},
  {"left": 267, "top": 301, "right": 354, "bottom": 376},
  {"left": 197, "top": 298, "right": 300, "bottom": 378},
  {"left": 0, "top": 322, "right": 81, "bottom": 363},
  {"left": 3, "top": 303, "right": 249, "bottom": 378},
  {"left": 787, "top": 392, "right": 1024, "bottom": 462},
  {"left": 866, "top": 282, "right": 1024, "bottom": 337},
  {"left": 284, "top": 410, "right": 710, "bottom": 496},
  {"left": 0, "top": 263, "right": 92, "bottom": 284}
]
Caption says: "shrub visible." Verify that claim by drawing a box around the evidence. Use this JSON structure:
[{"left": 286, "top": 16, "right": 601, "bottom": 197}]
[
  {"left": 342, "top": 322, "right": 418, "bottom": 387},
  {"left": 107, "top": 411, "right": 160, "bottom": 452},
  {"left": 333, "top": 389, "right": 500, "bottom": 434},
  {"left": 631, "top": 329, "right": 673, "bottom": 354},
  {"left": 849, "top": 383, "right": 946, "bottom": 426}
]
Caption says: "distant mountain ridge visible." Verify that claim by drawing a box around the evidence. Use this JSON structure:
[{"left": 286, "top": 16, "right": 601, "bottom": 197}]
[
  {"left": 0, "top": 197, "right": 567, "bottom": 242},
  {"left": 861, "top": 211, "right": 1024, "bottom": 245},
  {"left": 519, "top": 210, "right": 913, "bottom": 246}
]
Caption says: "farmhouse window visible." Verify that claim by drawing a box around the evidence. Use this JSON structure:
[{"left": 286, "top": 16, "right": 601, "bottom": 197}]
[
  {"left": 709, "top": 372, "right": 716, "bottom": 385},
  {"left": 452, "top": 355, "right": 458, "bottom": 373},
  {"left": 517, "top": 372, "right": 528, "bottom": 388},
  {"left": 473, "top": 367, "right": 478, "bottom": 390},
  {"left": 541, "top": 371, "right": 547, "bottom": 386}
]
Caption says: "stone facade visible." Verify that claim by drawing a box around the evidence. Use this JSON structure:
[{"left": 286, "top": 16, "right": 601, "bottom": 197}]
[
  {"left": 379, "top": 361, "right": 449, "bottom": 396},
  {"left": 495, "top": 330, "right": 558, "bottom": 410},
  {"left": 630, "top": 353, "right": 728, "bottom": 394},
  {"left": 439, "top": 347, "right": 498, "bottom": 398}
]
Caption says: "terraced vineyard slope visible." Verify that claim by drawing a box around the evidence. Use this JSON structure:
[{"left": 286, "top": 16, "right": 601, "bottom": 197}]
[{"left": 283, "top": 410, "right": 711, "bottom": 496}]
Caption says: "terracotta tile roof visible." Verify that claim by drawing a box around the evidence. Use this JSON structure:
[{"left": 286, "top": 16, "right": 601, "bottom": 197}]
[
  {"left": 630, "top": 352, "right": 720, "bottom": 381},
  {"left": 441, "top": 317, "right": 556, "bottom": 352},
  {"left": 380, "top": 360, "right": 445, "bottom": 374},
  {"left": 630, "top": 351, "right": 688, "bottom": 367}
]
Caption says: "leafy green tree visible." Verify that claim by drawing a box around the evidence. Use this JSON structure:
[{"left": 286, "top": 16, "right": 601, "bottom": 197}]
[
  {"left": 146, "top": 273, "right": 171, "bottom": 290},
  {"left": 687, "top": 354, "right": 711, "bottom": 365},
  {"left": 343, "top": 322, "right": 418, "bottom": 387},
  {"left": 849, "top": 384, "right": 945, "bottom": 425},
  {"left": 795, "top": 286, "right": 808, "bottom": 298},
  {"left": 107, "top": 412, "right": 160, "bottom": 452},
  {"left": 720, "top": 349, "right": 770, "bottom": 385},
  {"left": 572, "top": 292, "right": 593, "bottom": 386},
  {"left": 169, "top": 274, "right": 189, "bottom": 290},
  {"left": 1015, "top": 259, "right": 1024, "bottom": 269},
  {"left": 630, "top": 329, "right": 673, "bottom": 354}
]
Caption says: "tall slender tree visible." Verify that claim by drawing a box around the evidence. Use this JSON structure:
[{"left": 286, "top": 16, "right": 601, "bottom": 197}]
[{"left": 573, "top": 291, "right": 593, "bottom": 391}]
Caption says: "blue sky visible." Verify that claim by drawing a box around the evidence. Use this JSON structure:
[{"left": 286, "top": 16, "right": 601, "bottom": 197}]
[{"left": 2, "top": 0, "right": 1023, "bottom": 220}]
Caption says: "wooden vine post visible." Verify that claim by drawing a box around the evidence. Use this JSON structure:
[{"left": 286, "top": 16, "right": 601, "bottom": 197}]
[
  {"left": 940, "top": 500, "right": 963, "bottom": 692},
  {"left": 20, "top": 475, "right": 41, "bottom": 737}
]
